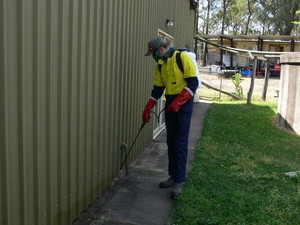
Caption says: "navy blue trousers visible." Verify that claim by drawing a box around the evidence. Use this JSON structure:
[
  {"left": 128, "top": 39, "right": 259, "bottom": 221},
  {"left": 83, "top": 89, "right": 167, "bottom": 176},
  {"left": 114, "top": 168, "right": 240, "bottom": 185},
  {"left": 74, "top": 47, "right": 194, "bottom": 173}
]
[{"left": 165, "top": 95, "right": 194, "bottom": 183}]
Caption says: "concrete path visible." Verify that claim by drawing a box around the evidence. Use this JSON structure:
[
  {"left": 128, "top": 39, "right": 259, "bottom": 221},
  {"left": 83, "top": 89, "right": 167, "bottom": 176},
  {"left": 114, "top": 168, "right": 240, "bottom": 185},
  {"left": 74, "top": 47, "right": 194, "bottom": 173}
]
[{"left": 73, "top": 100, "right": 211, "bottom": 225}]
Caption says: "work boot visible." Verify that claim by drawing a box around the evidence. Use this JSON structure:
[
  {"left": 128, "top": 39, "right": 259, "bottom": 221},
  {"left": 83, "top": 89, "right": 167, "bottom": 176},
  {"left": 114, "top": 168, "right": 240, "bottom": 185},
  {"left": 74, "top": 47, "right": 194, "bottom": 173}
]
[
  {"left": 171, "top": 183, "right": 182, "bottom": 199},
  {"left": 159, "top": 177, "right": 175, "bottom": 188}
]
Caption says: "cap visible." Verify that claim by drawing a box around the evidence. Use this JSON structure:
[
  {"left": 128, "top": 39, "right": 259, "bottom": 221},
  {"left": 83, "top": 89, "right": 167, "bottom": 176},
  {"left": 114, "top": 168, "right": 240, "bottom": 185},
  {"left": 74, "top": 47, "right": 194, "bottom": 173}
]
[{"left": 145, "top": 37, "right": 167, "bottom": 56}]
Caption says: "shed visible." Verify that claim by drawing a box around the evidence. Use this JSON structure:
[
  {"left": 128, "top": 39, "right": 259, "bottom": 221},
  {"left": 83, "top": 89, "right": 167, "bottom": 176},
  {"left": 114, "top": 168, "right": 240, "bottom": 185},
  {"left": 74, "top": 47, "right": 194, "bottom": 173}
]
[
  {"left": 199, "top": 35, "right": 300, "bottom": 68},
  {"left": 0, "top": 1, "right": 197, "bottom": 225}
]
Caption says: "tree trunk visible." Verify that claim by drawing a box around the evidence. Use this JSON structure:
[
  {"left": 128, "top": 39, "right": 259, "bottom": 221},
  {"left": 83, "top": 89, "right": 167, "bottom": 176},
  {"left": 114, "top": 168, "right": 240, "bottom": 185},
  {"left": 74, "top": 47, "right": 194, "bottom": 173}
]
[
  {"left": 245, "top": 0, "right": 252, "bottom": 35},
  {"left": 221, "top": 0, "right": 226, "bottom": 35},
  {"left": 202, "top": 81, "right": 244, "bottom": 100},
  {"left": 203, "top": 0, "right": 212, "bottom": 66}
]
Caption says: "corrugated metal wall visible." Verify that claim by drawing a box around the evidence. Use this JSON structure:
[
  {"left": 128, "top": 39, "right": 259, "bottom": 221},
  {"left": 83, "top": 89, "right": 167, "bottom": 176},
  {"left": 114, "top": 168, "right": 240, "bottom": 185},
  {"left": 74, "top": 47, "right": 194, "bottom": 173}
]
[{"left": 0, "top": 0, "right": 195, "bottom": 224}]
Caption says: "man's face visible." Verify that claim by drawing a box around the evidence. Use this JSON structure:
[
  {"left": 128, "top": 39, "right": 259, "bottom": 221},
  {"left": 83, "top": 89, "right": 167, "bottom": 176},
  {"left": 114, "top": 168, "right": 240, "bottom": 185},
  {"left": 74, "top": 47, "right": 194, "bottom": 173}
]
[
  {"left": 160, "top": 47, "right": 168, "bottom": 55},
  {"left": 152, "top": 47, "right": 167, "bottom": 57}
]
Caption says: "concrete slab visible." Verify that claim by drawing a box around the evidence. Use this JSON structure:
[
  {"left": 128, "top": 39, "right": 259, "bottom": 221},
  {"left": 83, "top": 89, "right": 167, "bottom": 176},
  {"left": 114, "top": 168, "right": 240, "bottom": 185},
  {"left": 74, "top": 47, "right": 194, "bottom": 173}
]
[{"left": 73, "top": 100, "right": 211, "bottom": 225}]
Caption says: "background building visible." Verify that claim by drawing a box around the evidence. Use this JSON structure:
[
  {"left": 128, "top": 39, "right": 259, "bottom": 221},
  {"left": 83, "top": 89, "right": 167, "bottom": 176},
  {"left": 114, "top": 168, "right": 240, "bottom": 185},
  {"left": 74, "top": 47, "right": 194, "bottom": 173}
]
[{"left": 200, "top": 35, "right": 300, "bottom": 69}]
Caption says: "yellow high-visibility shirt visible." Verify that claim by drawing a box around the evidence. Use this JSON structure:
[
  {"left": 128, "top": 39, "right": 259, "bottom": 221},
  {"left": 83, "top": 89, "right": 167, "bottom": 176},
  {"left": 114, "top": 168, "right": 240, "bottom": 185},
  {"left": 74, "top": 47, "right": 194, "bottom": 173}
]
[{"left": 153, "top": 51, "right": 196, "bottom": 95}]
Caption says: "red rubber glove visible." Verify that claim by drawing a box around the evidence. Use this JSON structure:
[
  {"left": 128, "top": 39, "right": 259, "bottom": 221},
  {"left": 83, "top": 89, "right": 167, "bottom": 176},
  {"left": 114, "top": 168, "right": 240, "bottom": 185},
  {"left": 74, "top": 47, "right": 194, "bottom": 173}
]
[
  {"left": 142, "top": 98, "right": 157, "bottom": 122},
  {"left": 167, "top": 88, "right": 193, "bottom": 112}
]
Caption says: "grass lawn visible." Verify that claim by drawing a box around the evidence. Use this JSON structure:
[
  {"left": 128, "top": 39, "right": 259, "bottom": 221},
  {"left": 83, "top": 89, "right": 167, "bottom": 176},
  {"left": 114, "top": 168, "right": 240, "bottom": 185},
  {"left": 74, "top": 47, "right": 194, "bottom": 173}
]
[{"left": 171, "top": 101, "right": 300, "bottom": 225}]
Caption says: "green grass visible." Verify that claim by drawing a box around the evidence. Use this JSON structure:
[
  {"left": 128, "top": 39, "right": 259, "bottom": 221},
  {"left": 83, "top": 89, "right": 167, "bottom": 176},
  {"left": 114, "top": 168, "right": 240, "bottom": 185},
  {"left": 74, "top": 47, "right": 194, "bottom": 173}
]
[{"left": 171, "top": 101, "right": 300, "bottom": 225}]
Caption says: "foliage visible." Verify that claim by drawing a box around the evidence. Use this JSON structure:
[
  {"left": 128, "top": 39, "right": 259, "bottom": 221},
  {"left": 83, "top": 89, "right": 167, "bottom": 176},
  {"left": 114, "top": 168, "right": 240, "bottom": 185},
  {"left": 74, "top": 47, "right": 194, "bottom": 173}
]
[
  {"left": 226, "top": 0, "right": 249, "bottom": 34},
  {"left": 230, "top": 73, "right": 243, "bottom": 97},
  {"left": 257, "top": 0, "right": 300, "bottom": 35},
  {"left": 197, "top": 0, "right": 300, "bottom": 35},
  {"left": 171, "top": 101, "right": 300, "bottom": 225},
  {"left": 292, "top": 10, "right": 300, "bottom": 25}
]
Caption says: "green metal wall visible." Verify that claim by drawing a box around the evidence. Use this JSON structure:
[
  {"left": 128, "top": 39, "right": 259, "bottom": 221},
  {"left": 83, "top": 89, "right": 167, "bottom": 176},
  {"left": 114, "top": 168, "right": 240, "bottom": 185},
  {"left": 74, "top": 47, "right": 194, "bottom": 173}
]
[{"left": 0, "top": 0, "right": 195, "bottom": 224}]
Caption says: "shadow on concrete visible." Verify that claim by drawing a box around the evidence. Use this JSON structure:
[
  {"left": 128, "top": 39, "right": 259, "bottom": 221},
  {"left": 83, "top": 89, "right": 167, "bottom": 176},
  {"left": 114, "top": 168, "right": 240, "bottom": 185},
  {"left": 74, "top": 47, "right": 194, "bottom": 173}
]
[{"left": 73, "top": 100, "right": 212, "bottom": 225}]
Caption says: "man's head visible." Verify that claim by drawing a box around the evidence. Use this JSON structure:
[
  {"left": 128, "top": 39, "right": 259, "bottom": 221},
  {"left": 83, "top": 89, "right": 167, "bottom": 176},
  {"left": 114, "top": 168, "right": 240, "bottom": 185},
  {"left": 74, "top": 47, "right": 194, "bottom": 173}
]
[{"left": 145, "top": 37, "right": 168, "bottom": 57}]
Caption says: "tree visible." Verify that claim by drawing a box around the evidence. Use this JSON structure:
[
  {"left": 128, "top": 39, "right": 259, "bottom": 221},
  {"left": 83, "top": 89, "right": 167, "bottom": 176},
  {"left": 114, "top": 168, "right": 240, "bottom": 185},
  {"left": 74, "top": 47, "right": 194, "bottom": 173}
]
[
  {"left": 245, "top": 0, "right": 256, "bottom": 34},
  {"left": 221, "top": 0, "right": 232, "bottom": 34},
  {"left": 198, "top": 0, "right": 219, "bottom": 35},
  {"left": 198, "top": 0, "right": 300, "bottom": 35},
  {"left": 226, "top": 0, "right": 250, "bottom": 34},
  {"left": 198, "top": 0, "right": 219, "bottom": 65},
  {"left": 205, "top": 0, "right": 217, "bottom": 35},
  {"left": 258, "top": 0, "right": 300, "bottom": 35}
]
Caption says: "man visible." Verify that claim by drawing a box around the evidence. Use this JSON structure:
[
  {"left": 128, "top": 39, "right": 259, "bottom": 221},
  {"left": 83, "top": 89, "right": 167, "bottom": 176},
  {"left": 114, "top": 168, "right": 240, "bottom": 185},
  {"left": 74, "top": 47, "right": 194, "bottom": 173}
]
[{"left": 143, "top": 37, "right": 198, "bottom": 199}]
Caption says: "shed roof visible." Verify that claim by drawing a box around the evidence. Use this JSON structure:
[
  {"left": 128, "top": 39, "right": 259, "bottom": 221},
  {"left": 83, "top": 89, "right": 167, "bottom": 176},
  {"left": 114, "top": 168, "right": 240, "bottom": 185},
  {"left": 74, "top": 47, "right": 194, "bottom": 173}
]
[
  {"left": 199, "top": 35, "right": 300, "bottom": 42},
  {"left": 194, "top": 35, "right": 295, "bottom": 60}
]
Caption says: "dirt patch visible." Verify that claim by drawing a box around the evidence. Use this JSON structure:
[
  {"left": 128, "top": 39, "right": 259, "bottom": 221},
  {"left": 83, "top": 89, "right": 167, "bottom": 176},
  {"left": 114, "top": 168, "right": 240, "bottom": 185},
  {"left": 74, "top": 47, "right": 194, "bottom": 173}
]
[{"left": 198, "top": 73, "right": 280, "bottom": 102}]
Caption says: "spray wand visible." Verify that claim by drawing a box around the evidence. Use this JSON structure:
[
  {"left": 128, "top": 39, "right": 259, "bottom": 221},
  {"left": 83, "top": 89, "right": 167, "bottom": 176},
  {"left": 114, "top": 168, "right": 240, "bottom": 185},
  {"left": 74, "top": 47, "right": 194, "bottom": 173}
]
[{"left": 119, "top": 108, "right": 165, "bottom": 174}]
